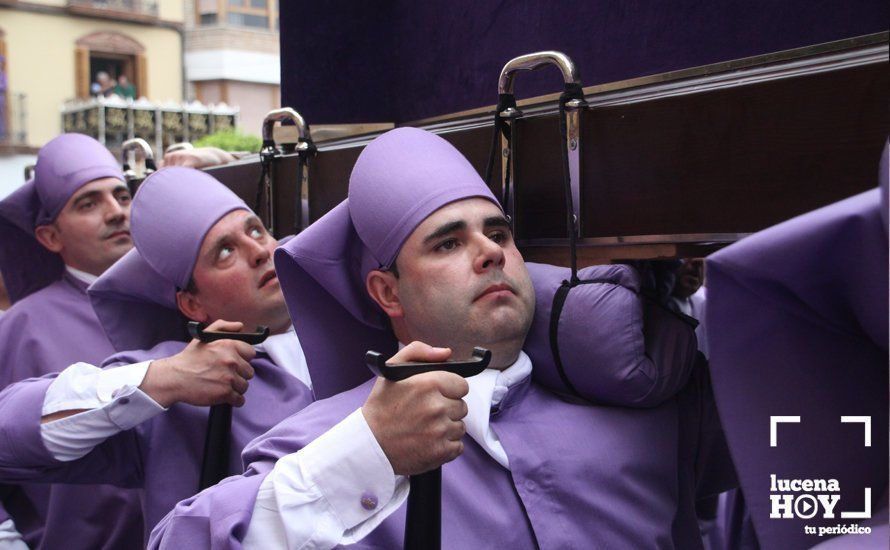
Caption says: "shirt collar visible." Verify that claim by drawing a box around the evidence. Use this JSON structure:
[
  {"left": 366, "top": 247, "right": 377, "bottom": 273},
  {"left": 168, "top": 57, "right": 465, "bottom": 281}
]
[
  {"left": 65, "top": 265, "right": 99, "bottom": 285},
  {"left": 490, "top": 351, "right": 532, "bottom": 407},
  {"left": 255, "top": 326, "right": 313, "bottom": 389},
  {"left": 462, "top": 351, "right": 531, "bottom": 469}
]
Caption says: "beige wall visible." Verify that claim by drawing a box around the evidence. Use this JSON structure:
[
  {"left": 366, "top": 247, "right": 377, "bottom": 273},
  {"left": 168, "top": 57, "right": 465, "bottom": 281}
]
[
  {"left": 196, "top": 80, "right": 278, "bottom": 137},
  {"left": 158, "top": 0, "right": 185, "bottom": 23},
  {"left": 187, "top": 26, "right": 279, "bottom": 54},
  {"left": 1, "top": 9, "right": 183, "bottom": 147}
]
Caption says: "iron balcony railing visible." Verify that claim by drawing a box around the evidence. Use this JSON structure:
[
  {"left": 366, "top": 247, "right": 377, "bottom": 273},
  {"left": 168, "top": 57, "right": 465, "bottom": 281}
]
[
  {"left": 67, "top": 0, "right": 159, "bottom": 18},
  {"left": 61, "top": 96, "right": 239, "bottom": 153}
]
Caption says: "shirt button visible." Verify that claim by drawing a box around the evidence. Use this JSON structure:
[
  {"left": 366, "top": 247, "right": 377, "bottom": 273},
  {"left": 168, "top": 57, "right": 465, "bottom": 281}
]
[
  {"left": 119, "top": 397, "right": 130, "bottom": 405},
  {"left": 524, "top": 479, "right": 535, "bottom": 492},
  {"left": 360, "top": 491, "right": 378, "bottom": 511}
]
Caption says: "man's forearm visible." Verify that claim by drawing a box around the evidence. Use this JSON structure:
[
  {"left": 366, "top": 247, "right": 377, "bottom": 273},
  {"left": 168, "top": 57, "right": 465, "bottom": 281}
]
[{"left": 39, "top": 361, "right": 165, "bottom": 461}]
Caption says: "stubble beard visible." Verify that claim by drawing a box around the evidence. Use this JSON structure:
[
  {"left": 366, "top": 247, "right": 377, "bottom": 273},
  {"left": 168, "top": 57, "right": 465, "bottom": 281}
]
[{"left": 407, "top": 296, "right": 532, "bottom": 369}]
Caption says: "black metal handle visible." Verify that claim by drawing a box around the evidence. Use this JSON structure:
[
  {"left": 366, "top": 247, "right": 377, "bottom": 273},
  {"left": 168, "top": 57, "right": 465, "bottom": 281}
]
[
  {"left": 364, "top": 347, "right": 491, "bottom": 550},
  {"left": 404, "top": 470, "right": 441, "bottom": 550},
  {"left": 187, "top": 321, "right": 269, "bottom": 345},
  {"left": 364, "top": 347, "right": 490, "bottom": 381},
  {"left": 198, "top": 404, "right": 232, "bottom": 491},
  {"left": 191, "top": 321, "right": 269, "bottom": 491}
]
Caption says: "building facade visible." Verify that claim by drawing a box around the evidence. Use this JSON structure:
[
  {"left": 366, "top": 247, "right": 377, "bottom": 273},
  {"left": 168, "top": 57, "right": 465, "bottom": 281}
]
[
  {"left": 184, "top": 0, "right": 280, "bottom": 137},
  {"left": 0, "top": 0, "right": 184, "bottom": 149}
]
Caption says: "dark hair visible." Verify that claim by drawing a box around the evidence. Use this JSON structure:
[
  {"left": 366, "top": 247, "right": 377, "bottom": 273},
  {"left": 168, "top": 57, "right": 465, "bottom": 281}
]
[{"left": 183, "top": 277, "right": 199, "bottom": 294}]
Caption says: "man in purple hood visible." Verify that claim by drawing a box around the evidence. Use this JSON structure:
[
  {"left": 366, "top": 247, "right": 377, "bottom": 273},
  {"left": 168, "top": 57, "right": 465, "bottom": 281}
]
[
  {"left": 0, "top": 134, "right": 143, "bottom": 548},
  {"left": 149, "top": 128, "right": 732, "bottom": 549},
  {"left": 0, "top": 166, "right": 471, "bottom": 544}
]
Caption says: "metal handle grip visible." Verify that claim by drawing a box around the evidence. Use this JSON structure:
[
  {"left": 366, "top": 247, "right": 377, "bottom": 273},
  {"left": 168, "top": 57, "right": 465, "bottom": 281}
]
[
  {"left": 121, "top": 138, "right": 156, "bottom": 163},
  {"left": 365, "top": 347, "right": 490, "bottom": 381},
  {"left": 187, "top": 321, "right": 270, "bottom": 345},
  {"left": 364, "top": 347, "right": 491, "bottom": 550},
  {"left": 497, "top": 51, "right": 581, "bottom": 95},
  {"left": 191, "top": 321, "right": 268, "bottom": 491},
  {"left": 261, "top": 107, "right": 309, "bottom": 145}
]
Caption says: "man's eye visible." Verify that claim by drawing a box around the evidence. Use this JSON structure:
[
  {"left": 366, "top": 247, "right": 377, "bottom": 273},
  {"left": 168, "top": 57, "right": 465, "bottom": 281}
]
[
  {"left": 436, "top": 238, "right": 459, "bottom": 252},
  {"left": 78, "top": 201, "right": 95, "bottom": 211},
  {"left": 218, "top": 246, "right": 234, "bottom": 260},
  {"left": 249, "top": 227, "right": 263, "bottom": 239},
  {"left": 118, "top": 194, "right": 132, "bottom": 204},
  {"left": 489, "top": 231, "right": 507, "bottom": 244}
]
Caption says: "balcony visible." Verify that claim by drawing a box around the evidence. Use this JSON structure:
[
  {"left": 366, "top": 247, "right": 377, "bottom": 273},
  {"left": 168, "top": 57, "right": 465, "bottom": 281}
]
[
  {"left": 61, "top": 96, "right": 239, "bottom": 153},
  {"left": 67, "top": 0, "right": 159, "bottom": 23}
]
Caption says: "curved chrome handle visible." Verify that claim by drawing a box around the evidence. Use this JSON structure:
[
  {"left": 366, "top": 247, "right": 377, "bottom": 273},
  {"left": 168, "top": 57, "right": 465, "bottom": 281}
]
[
  {"left": 497, "top": 51, "right": 580, "bottom": 95},
  {"left": 121, "top": 138, "right": 155, "bottom": 163},
  {"left": 164, "top": 142, "right": 194, "bottom": 154},
  {"left": 261, "top": 107, "right": 309, "bottom": 145}
]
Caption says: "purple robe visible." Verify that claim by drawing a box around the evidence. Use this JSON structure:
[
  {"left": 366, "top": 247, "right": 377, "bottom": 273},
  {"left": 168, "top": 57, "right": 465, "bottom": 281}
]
[
  {"left": 147, "top": 360, "right": 731, "bottom": 549},
  {"left": 0, "top": 132, "right": 143, "bottom": 548},
  {"left": 1, "top": 166, "right": 313, "bottom": 539},
  {"left": 0, "top": 340, "right": 313, "bottom": 540},
  {"left": 706, "top": 157, "right": 888, "bottom": 550},
  {"left": 0, "top": 165, "right": 312, "bottom": 545},
  {"left": 0, "top": 168, "right": 312, "bottom": 535},
  {"left": 0, "top": 274, "right": 145, "bottom": 549}
]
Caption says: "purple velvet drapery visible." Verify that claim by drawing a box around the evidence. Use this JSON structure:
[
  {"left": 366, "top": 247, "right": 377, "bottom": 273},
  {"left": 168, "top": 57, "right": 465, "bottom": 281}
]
[{"left": 279, "top": 0, "right": 888, "bottom": 124}]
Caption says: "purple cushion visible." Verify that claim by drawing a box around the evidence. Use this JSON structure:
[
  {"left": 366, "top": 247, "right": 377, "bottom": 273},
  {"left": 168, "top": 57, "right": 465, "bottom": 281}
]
[{"left": 525, "top": 262, "right": 698, "bottom": 407}]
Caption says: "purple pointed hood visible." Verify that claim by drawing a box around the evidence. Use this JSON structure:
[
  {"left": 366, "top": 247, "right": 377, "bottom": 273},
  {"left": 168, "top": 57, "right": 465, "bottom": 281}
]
[
  {"left": 89, "top": 167, "right": 249, "bottom": 352},
  {"left": 0, "top": 134, "right": 123, "bottom": 302},
  {"left": 705, "top": 144, "right": 888, "bottom": 548},
  {"left": 275, "top": 128, "right": 500, "bottom": 398}
]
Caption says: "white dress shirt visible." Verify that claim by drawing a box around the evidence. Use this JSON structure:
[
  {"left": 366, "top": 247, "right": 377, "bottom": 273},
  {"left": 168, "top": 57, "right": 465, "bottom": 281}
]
[
  {"left": 40, "top": 328, "right": 310, "bottom": 462},
  {"left": 670, "top": 287, "right": 708, "bottom": 358},
  {"left": 243, "top": 352, "right": 533, "bottom": 549},
  {"left": 0, "top": 518, "right": 29, "bottom": 550}
]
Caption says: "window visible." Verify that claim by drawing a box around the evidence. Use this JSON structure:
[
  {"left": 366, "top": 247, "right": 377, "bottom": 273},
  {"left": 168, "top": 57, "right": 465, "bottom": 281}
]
[
  {"left": 198, "top": 0, "right": 218, "bottom": 24},
  {"left": 196, "top": 0, "right": 276, "bottom": 30},
  {"left": 74, "top": 31, "right": 146, "bottom": 100},
  {"left": 227, "top": 0, "right": 269, "bottom": 28}
]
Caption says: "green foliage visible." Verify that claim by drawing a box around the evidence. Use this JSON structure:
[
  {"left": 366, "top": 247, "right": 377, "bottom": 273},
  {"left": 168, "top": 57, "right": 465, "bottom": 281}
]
[{"left": 194, "top": 129, "right": 262, "bottom": 153}]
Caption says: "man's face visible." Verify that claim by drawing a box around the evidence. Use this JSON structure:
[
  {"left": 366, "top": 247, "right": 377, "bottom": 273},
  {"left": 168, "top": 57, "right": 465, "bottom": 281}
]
[
  {"left": 672, "top": 258, "right": 704, "bottom": 300},
  {"left": 180, "top": 209, "right": 290, "bottom": 333},
  {"left": 383, "top": 198, "right": 535, "bottom": 367},
  {"left": 35, "top": 177, "right": 133, "bottom": 275}
]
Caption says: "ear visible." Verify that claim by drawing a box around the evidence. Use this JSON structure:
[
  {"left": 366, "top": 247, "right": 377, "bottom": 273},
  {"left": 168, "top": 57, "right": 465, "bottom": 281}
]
[
  {"left": 365, "top": 269, "right": 403, "bottom": 318},
  {"left": 176, "top": 289, "right": 210, "bottom": 323},
  {"left": 34, "top": 224, "right": 64, "bottom": 254}
]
